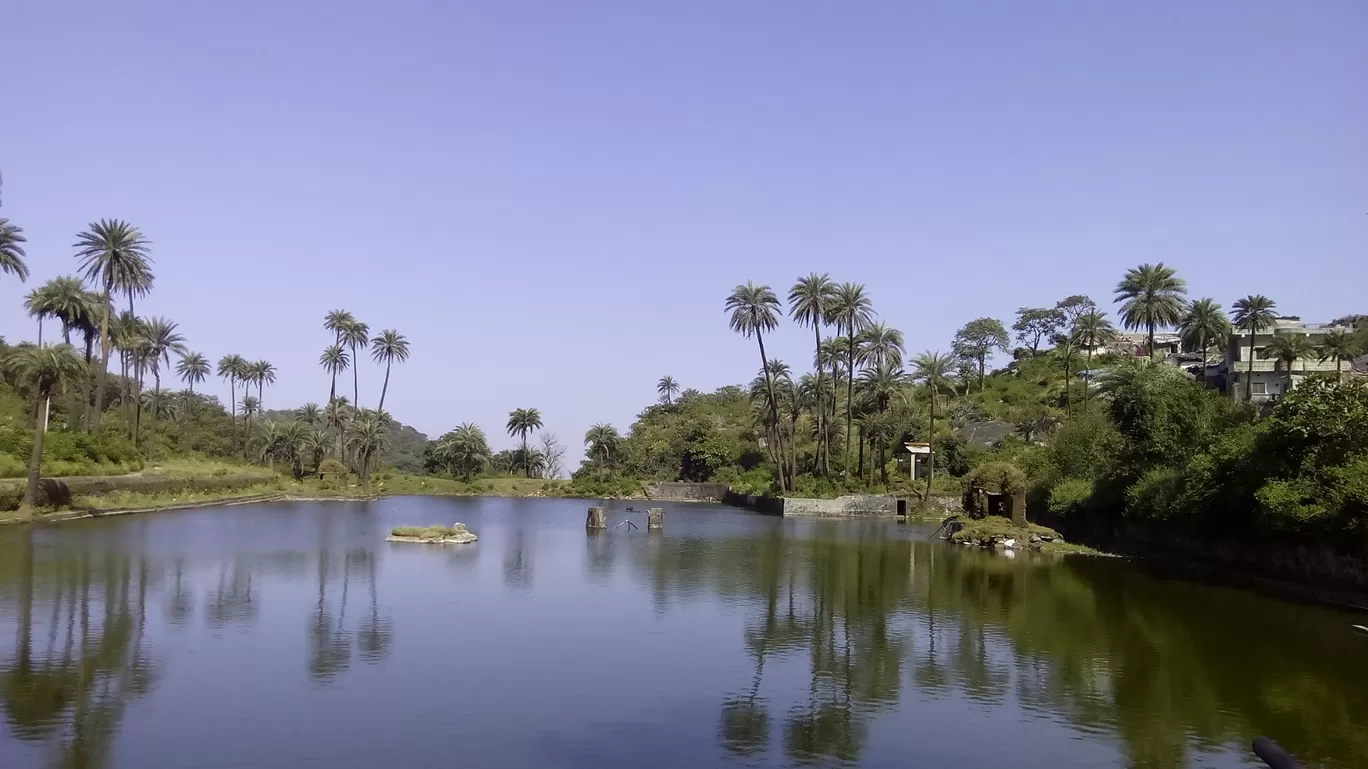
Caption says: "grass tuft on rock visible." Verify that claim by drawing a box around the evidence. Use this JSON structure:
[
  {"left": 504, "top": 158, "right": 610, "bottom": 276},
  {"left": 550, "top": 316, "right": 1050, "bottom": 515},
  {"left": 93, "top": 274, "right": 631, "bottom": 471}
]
[{"left": 391, "top": 524, "right": 457, "bottom": 539}]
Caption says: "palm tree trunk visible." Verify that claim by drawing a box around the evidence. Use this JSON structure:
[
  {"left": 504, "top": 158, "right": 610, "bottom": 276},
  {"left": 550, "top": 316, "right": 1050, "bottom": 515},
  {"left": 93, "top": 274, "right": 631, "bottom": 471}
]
[
  {"left": 522, "top": 433, "right": 530, "bottom": 478},
  {"left": 878, "top": 436, "right": 887, "bottom": 485},
  {"left": 1063, "top": 355, "right": 1071, "bottom": 416},
  {"left": 813, "top": 326, "right": 825, "bottom": 476},
  {"left": 91, "top": 283, "right": 113, "bottom": 433},
  {"left": 80, "top": 335, "right": 95, "bottom": 430},
  {"left": 1084, "top": 348, "right": 1093, "bottom": 411},
  {"left": 1246, "top": 331, "right": 1256, "bottom": 401},
  {"left": 925, "top": 388, "right": 936, "bottom": 500},
  {"left": 22, "top": 393, "right": 49, "bottom": 511},
  {"left": 856, "top": 424, "right": 865, "bottom": 481},
  {"left": 133, "top": 363, "right": 145, "bottom": 448},
  {"left": 756, "top": 332, "right": 788, "bottom": 494},
  {"left": 378, "top": 360, "right": 392, "bottom": 413},
  {"left": 1148, "top": 321, "right": 1156, "bottom": 359},
  {"left": 845, "top": 327, "right": 855, "bottom": 478},
  {"left": 152, "top": 370, "right": 161, "bottom": 431},
  {"left": 36, "top": 318, "right": 43, "bottom": 347},
  {"left": 1198, "top": 331, "right": 1208, "bottom": 386},
  {"left": 351, "top": 344, "right": 360, "bottom": 406}
]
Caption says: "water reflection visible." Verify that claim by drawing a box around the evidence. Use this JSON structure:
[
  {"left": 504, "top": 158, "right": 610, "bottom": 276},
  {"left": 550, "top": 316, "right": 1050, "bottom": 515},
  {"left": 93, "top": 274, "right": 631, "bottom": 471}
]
[{"left": 1, "top": 503, "right": 1365, "bottom": 769}]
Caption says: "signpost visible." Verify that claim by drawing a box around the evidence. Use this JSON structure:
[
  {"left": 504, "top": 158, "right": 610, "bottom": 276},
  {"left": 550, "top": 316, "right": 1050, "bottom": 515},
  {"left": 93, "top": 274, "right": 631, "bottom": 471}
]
[{"left": 904, "top": 443, "right": 931, "bottom": 480}]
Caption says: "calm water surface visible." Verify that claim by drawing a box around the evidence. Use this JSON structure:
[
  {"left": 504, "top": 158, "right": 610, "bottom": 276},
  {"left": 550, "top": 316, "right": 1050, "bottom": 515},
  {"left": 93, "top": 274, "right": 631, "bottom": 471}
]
[{"left": 0, "top": 498, "right": 1364, "bottom": 769}]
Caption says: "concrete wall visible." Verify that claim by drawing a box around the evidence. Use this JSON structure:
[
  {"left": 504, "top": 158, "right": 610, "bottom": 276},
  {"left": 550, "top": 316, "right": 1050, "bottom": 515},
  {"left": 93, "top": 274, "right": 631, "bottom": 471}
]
[
  {"left": 643, "top": 482, "right": 730, "bottom": 502},
  {"left": 781, "top": 494, "right": 898, "bottom": 517}
]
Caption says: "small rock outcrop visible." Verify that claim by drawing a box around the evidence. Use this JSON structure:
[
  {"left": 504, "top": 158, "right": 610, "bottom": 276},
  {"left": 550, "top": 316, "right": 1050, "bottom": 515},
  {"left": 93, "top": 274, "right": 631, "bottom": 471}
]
[{"left": 387, "top": 523, "right": 478, "bottom": 544}]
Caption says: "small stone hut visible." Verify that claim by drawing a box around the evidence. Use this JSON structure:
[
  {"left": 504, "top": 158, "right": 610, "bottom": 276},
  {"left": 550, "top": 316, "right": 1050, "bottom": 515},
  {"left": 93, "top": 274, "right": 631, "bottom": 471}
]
[{"left": 962, "top": 462, "right": 1028, "bottom": 526}]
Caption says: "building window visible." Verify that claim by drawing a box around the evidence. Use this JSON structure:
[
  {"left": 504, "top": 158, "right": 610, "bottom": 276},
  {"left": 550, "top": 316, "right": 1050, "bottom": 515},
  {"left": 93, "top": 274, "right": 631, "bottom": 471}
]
[{"left": 1252, "top": 382, "right": 1267, "bottom": 395}]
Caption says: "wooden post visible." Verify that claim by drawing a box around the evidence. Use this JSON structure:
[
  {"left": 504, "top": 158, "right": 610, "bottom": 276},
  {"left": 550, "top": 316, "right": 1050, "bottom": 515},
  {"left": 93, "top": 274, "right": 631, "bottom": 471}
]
[
  {"left": 586, "top": 506, "right": 606, "bottom": 529},
  {"left": 647, "top": 507, "right": 663, "bottom": 530}
]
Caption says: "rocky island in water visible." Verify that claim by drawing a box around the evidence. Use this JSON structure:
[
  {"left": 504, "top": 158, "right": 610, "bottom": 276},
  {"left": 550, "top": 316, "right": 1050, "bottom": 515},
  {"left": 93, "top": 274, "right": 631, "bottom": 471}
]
[{"left": 387, "top": 523, "right": 478, "bottom": 544}]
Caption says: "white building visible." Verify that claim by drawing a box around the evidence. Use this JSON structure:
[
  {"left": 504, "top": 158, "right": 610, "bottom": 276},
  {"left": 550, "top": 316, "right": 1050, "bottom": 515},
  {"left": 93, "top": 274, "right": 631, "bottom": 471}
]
[{"left": 1223, "top": 317, "right": 1352, "bottom": 403}]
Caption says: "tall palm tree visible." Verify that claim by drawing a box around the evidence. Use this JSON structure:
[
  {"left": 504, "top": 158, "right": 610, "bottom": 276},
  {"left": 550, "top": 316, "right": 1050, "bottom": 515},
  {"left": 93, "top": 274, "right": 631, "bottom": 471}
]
[
  {"left": 912, "top": 351, "right": 954, "bottom": 498},
  {"left": 1052, "top": 333, "right": 1078, "bottom": 416},
  {"left": 827, "top": 282, "right": 873, "bottom": 478},
  {"left": 1263, "top": 333, "right": 1315, "bottom": 395},
  {"left": 1069, "top": 309, "right": 1117, "bottom": 412},
  {"left": 176, "top": 352, "right": 209, "bottom": 393},
  {"left": 1231, "top": 295, "right": 1278, "bottom": 402},
  {"left": 857, "top": 361, "right": 907, "bottom": 484},
  {"left": 1113, "top": 263, "right": 1187, "bottom": 358},
  {"left": 369, "top": 329, "right": 409, "bottom": 413},
  {"left": 320, "top": 344, "right": 349, "bottom": 404},
  {"left": 726, "top": 281, "right": 787, "bottom": 493},
  {"left": 6, "top": 345, "right": 84, "bottom": 512},
  {"left": 439, "top": 422, "right": 491, "bottom": 479},
  {"left": 789, "top": 273, "right": 838, "bottom": 474},
  {"left": 217, "top": 354, "right": 246, "bottom": 437},
  {"left": 584, "top": 423, "right": 622, "bottom": 469},
  {"left": 340, "top": 319, "right": 370, "bottom": 407},
  {"left": 505, "top": 408, "right": 543, "bottom": 478},
  {"left": 1319, "top": 329, "right": 1363, "bottom": 377},
  {"left": 142, "top": 317, "right": 186, "bottom": 431},
  {"left": 35, "top": 277, "right": 94, "bottom": 345},
  {"left": 0, "top": 217, "right": 29, "bottom": 283},
  {"left": 22, "top": 286, "right": 55, "bottom": 346},
  {"left": 656, "top": 375, "right": 680, "bottom": 405},
  {"left": 74, "top": 220, "right": 153, "bottom": 432},
  {"left": 324, "top": 397, "right": 352, "bottom": 460},
  {"left": 859, "top": 322, "right": 905, "bottom": 369},
  {"left": 324, "top": 310, "right": 355, "bottom": 344},
  {"left": 248, "top": 360, "right": 276, "bottom": 410},
  {"left": 240, "top": 395, "right": 260, "bottom": 430},
  {"left": 1177, "top": 298, "right": 1230, "bottom": 386}
]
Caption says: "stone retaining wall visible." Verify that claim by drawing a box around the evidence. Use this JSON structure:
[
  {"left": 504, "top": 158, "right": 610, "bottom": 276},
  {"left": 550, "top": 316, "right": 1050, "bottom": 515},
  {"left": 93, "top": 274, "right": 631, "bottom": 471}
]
[
  {"left": 643, "top": 482, "right": 730, "bottom": 502},
  {"left": 781, "top": 494, "right": 898, "bottom": 517}
]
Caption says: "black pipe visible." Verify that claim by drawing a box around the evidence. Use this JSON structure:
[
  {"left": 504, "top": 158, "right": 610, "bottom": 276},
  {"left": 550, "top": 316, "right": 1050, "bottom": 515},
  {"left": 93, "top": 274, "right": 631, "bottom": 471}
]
[{"left": 1253, "top": 738, "right": 1302, "bottom": 769}]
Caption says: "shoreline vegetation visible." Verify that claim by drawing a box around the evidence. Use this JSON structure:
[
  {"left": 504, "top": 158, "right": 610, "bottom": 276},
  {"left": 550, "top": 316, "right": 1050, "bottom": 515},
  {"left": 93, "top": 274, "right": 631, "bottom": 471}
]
[{"left": 3, "top": 197, "right": 1367, "bottom": 592}]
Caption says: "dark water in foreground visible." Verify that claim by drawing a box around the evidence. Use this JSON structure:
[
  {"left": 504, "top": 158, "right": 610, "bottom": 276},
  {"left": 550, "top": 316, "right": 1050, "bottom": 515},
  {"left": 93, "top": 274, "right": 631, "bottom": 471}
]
[{"left": 0, "top": 499, "right": 1364, "bottom": 769}]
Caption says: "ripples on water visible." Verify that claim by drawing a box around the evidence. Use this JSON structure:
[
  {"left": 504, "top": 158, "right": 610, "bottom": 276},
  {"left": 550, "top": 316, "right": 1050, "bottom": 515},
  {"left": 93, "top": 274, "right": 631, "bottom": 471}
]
[{"left": 0, "top": 497, "right": 1363, "bottom": 769}]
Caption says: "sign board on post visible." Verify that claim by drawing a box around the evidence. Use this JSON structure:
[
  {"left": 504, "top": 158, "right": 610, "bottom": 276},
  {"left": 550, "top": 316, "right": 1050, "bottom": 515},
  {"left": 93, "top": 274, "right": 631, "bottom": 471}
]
[{"left": 904, "top": 443, "right": 931, "bottom": 455}]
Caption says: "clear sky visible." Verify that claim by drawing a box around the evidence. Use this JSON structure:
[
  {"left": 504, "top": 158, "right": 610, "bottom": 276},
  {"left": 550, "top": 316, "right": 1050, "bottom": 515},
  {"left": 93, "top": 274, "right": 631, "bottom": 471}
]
[{"left": 2, "top": 1, "right": 1364, "bottom": 461}]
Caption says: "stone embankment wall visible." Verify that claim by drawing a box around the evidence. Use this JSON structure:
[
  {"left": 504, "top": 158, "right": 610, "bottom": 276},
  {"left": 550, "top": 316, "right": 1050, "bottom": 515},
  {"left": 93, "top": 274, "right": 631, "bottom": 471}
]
[
  {"left": 782, "top": 494, "right": 898, "bottom": 517},
  {"left": 643, "top": 482, "right": 730, "bottom": 502},
  {"left": 0, "top": 474, "right": 274, "bottom": 510}
]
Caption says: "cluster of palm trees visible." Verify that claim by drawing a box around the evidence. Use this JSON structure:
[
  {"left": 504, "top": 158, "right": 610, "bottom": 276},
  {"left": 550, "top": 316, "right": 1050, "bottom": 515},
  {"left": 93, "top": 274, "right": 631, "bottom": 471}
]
[
  {"left": 0, "top": 209, "right": 417, "bottom": 501},
  {"left": 424, "top": 408, "right": 555, "bottom": 480},
  {"left": 725, "top": 275, "right": 965, "bottom": 494},
  {"left": 1116, "top": 263, "right": 1363, "bottom": 399}
]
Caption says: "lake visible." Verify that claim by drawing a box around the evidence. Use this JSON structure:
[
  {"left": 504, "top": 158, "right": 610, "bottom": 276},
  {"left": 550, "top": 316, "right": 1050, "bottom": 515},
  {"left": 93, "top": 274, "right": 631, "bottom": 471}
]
[{"left": 0, "top": 497, "right": 1364, "bottom": 769}]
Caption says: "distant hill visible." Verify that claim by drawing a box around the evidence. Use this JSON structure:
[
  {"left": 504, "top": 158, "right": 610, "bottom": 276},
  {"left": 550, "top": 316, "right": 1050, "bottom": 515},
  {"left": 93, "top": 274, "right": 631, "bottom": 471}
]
[{"left": 260, "top": 408, "right": 429, "bottom": 474}]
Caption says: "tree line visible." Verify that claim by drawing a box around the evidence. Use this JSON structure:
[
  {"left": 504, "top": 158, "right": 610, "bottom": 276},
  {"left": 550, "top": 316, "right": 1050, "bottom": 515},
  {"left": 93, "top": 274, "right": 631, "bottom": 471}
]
[{"left": 0, "top": 207, "right": 414, "bottom": 507}]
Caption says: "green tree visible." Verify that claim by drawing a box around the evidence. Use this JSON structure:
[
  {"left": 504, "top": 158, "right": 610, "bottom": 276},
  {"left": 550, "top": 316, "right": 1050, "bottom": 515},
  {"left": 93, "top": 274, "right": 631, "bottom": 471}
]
[
  {"left": 296, "top": 402, "right": 322, "bottom": 425},
  {"left": 142, "top": 316, "right": 186, "bottom": 432},
  {"left": 1012, "top": 307, "right": 1065, "bottom": 354},
  {"left": 657, "top": 375, "right": 680, "bottom": 405},
  {"left": 727, "top": 281, "right": 789, "bottom": 492},
  {"left": 320, "top": 344, "right": 350, "bottom": 404},
  {"left": 74, "top": 219, "right": 153, "bottom": 432},
  {"left": 1178, "top": 298, "right": 1230, "bottom": 385},
  {"left": 0, "top": 217, "right": 29, "bottom": 283},
  {"left": 217, "top": 354, "right": 247, "bottom": 438},
  {"left": 911, "top": 351, "right": 955, "bottom": 497},
  {"left": 1263, "top": 333, "right": 1315, "bottom": 395},
  {"left": 324, "top": 397, "right": 352, "bottom": 460},
  {"left": 340, "top": 318, "right": 370, "bottom": 407},
  {"left": 247, "top": 360, "right": 277, "bottom": 410},
  {"left": 176, "top": 351, "right": 209, "bottom": 393},
  {"left": 24, "top": 277, "right": 91, "bottom": 346},
  {"left": 1231, "top": 295, "right": 1278, "bottom": 402},
  {"left": 951, "top": 317, "right": 1008, "bottom": 391},
  {"left": 1319, "top": 329, "right": 1363, "bottom": 376},
  {"left": 1070, "top": 309, "right": 1117, "bottom": 411},
  {"left": 369, "top": 329, "right": 410, "bottom": 413},
  {"left": 584, "top": 423, "right": 623, "bottom": 469},
  {"left": 347, "top": 410, "right": 389, "bottom": 485},
  {"left": 6, "top": 344, "right": 85, "bottom": 511},
  {"left": 859, "top": 322, "right": 905, "bottom": 369},
  {"left": 1114, "top": 263, "right": 1187, "bottom": 358},
  {"left": 506, "top": 407, "right": 544, "bottom": 478},
  {"left": 788, "top": 272, "right": 838, "bottom": 475},
  {"left": 1053, "top": 333, "right": 1078, "bottom": 416},
  {"left": 433, "top": 422, "right": 491, "bottom": 479},
  {"left": 827, "top": 282, "right": 873, "bottom": 480}
]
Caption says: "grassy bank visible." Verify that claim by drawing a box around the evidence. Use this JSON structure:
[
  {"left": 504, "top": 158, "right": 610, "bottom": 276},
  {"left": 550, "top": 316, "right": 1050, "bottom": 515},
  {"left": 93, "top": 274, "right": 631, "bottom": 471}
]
[{"left": 948, "top": 516, "right": 1099, "bottom": 555}]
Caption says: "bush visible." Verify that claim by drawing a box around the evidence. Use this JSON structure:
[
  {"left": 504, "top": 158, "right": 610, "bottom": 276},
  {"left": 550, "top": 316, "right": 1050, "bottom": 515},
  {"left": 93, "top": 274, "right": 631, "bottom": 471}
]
[
  {"left": 1048, "top": 477, "right": 1093, "bottom": 516},
  {"left": 1125, "top": 466, "right": 1182, "bottom": 519},
  {"left": 0, "top": 452, "right": 27, "bottom": 478}
]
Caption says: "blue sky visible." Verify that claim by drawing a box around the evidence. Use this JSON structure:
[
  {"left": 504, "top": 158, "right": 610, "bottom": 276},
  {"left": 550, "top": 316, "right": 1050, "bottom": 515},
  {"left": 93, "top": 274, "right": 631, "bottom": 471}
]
[{"left": 2, "top": 1, "right": 1364, "bottom": 460}]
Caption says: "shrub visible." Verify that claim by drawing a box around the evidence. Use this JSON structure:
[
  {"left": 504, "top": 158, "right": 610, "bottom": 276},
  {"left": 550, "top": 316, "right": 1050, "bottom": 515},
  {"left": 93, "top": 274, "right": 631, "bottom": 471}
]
[
  {"left": 0, "top": 452, "right": 27, "bottom": 478},
  {"left": 1125, "top": 467, "right": 1182, "bottom": 519},
  {"left": 317, "top": 459, "right": 347, "bottom": 478},
  {"left": 1048, "top": 477, "right": 1093, "bottom": 516}
]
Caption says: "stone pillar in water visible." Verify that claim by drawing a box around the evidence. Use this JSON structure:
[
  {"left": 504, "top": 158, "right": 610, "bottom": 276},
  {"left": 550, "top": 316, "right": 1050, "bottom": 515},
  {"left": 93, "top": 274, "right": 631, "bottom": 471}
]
[
  {"left": 586, "top": 506, "right": 606, "bottom": 529},
  {"left": 647, "top": 507, "right": 664, "bottom": 530}
]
